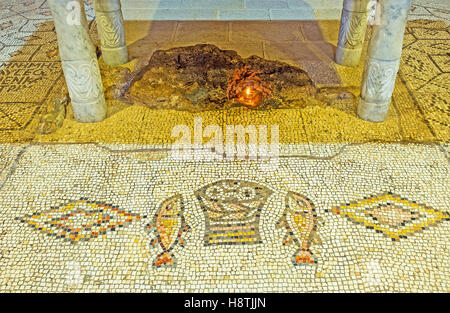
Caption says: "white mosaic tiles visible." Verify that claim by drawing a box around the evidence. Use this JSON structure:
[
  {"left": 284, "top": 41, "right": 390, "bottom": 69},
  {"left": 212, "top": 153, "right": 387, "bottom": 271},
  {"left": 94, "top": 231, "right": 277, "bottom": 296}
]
[{"left": 0, "top": 143, "right": 448, "bottom": 292}]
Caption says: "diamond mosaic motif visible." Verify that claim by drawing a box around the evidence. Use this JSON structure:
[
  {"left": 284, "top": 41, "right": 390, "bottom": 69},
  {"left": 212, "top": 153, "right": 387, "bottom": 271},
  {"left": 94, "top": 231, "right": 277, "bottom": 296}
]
[
  {"left": 18, "top": 198, "right": 142, "bottom": 243},
  {"left": 328, "top": 193, "right": 450, "bottom": 241}
]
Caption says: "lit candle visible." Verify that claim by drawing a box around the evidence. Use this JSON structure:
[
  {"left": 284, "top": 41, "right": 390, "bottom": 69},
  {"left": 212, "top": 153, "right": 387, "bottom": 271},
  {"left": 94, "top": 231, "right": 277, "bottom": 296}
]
[
  {"left": 237, "top": 79, "right": 263, "bottom": 108},
  {"left": 242, "top": 86, "right": 254, "bottom": 106}
]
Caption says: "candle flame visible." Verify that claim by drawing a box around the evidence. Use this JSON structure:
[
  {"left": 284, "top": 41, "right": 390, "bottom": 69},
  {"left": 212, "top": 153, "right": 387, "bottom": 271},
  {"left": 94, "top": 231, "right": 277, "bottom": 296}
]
[{"left": 227, "top": 66, "right": 272, "bottom": 108}]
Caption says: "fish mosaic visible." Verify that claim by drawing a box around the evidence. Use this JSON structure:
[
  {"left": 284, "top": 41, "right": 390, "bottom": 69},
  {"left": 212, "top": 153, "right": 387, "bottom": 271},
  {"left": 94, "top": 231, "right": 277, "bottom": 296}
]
[
  {"left": 277, "top": 191, "right": 322, "bottom": 265},
  {"left": 145, "top": 194, "right": 191, "bottom": 267}
]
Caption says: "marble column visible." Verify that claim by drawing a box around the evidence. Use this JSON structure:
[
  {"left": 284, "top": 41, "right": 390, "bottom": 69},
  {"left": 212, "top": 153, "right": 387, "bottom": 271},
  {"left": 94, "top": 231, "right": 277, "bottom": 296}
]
[
  {"left": 94, "top": 0, "right": 128, "bottom": 66},
  {"left": 336, "top": 0, "right": 371, "bottom": 67},
  {"left": 358, "top": 0, "right": 412, "bottom": 122},
  {"left": 48, "top": 0, "right": 107, "bottom": 123}
]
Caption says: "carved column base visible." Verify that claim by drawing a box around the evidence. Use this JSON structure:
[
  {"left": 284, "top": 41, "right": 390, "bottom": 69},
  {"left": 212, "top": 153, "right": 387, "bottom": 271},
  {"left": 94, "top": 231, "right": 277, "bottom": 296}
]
[
  {"left": 102, "top": 45, "right": 128, "bottom": 66},
  {"left": 357, "top": 0, "right": 411, "bottom": 122},
  {"left": 357, "top": 97, "right": 390, "bottom": 122},
  {"left": 358, "top": 58, "right": 400, "bottom": 122},
  {"left": 336, "top": 45, "right": 364, "bottom": 67},
  {"left": 71, "top": 98, "right": 107, "bottom": 123},
  {"left": 94, "top": 0, "right": 128, "bottom": 66}
]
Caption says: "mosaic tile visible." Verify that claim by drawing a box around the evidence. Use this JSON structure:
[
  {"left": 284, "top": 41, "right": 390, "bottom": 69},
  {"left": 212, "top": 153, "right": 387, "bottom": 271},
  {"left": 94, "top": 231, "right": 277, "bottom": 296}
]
[
  {"left": 9, "top": 0, "right": 47, "bottom": 15},
  {"left": 0, "top": 20, "right": 13, "bottom": 31},
  {"left": 328, "top": 193, "right": 450, "bottom": 241},
  {"left": 428, "top": 7, "right": 450, "bottom": 20},
  {"left": 30, "top": 41, "right": 60, "bottom": 62},
  {"left": 0, "top": 14, "right": 29, "bottom": 38},
  {"left": 0, "top": 102, "right": 40, "bottom": 130},
  {"left": 144, "top": 194, "right": 190, "bottom": 267},
  {"left": 430, "top": 55, "right": 450, "bottom": 73},
  {"left": 0, "top": 0, "right": 448, "bottom": 294},
  {"left": 407, "top": 39, "right": 450, "bottom": 55},
  {"left": 0, "top": 142, "right": 447, "bottom": 292},
  {"left": 277, "top": 191, "right": 322, "bottom": 265},
  {"left": 0, "top": 45, "right": 41, "bottom": 61},
  {"left": 17, "top": 199, "right": 143, "bottom": 243},
  {"left": 409, "top": 4, "right": 433, "bottom": 16},
  {"left": 18, "top": 8, "right": 53, "bottom": 21},
  {"left": 19, "top": 20, "right": 55, "bottom": 33},
  {"left": 409, "top": 27, "right": 450, "bottom": 39},
  {"left": 0, "top": 143, "right": 26, "bottom": 184},
  {"left": 195, "top": 179, "right": 273, "bottom": 246},
  {"left": 0, "top": 62, "right": 62, "bottom": 102}
]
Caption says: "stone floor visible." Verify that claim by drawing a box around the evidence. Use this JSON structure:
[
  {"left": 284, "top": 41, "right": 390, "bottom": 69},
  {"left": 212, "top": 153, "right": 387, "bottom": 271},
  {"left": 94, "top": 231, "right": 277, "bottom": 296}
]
[
  {"left": 119, "top": 0, "right": 450, "bottom": 21},
  {"left": 0, "top": 0, "right": 449, "bottom": 293}
]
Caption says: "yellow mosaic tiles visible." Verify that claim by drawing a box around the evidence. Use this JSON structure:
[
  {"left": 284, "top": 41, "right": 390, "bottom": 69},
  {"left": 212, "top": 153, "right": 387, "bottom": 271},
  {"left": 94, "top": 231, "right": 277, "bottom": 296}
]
[{"left": 0, "top": 20, "right": 448, "bottom": 144}]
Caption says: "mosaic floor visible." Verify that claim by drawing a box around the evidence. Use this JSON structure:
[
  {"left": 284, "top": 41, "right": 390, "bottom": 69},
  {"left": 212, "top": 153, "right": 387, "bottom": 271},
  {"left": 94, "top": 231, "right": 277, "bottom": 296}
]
[
  {"left": 1, "top": 143, "right": 449, "bottom": 292},
  {"left": 0, "top": 2, "right": 449, "bottom": 144},
  {"left": 0, "top": 0, "right": 449, "bottom": 293}
]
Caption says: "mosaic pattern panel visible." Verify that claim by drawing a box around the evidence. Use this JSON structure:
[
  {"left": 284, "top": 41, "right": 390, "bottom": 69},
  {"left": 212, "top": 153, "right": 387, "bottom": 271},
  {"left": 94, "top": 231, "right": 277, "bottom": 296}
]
[
  {"left": 328, "top": 192, "right": 450, "bottom": 241},
  {"left": 399, "top": 19, "right": 450, "bottom": 140},
  {"left": 0, "top": 143, "right": 448, "bottom": 292},
  {"left": 17, "top": 198, "right": 142, "bottom": 243}
]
